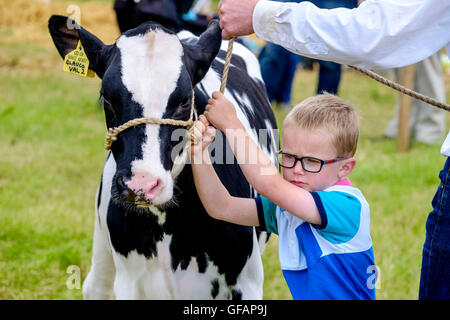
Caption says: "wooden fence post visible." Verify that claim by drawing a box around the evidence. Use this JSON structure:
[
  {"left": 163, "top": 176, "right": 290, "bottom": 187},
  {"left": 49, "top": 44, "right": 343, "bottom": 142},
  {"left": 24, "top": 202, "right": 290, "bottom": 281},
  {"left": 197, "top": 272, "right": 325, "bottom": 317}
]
[{"left": 397, "top": 64, "right": 415, "bottom": 152}]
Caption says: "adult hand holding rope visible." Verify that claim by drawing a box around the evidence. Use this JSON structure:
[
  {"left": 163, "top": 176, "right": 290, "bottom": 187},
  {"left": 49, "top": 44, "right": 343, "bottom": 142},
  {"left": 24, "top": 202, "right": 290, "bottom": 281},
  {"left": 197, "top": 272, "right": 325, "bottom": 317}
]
[{"left": 218, "top": 0, "right": 258, "bottom": 40}]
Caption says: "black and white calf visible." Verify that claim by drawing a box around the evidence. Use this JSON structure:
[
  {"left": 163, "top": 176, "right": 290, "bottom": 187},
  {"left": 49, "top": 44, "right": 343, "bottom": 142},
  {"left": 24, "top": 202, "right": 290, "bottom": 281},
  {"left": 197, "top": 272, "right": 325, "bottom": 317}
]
[{"left": 48, "top": 16, "right": 278, "bottom": 299}]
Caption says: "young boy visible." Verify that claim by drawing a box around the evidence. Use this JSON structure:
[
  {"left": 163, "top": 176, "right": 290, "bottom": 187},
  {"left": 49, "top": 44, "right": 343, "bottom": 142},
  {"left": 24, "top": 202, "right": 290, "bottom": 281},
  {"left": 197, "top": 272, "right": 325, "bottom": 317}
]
[{"left": 190, "top": 92, "right": 376, "bottom": 300}]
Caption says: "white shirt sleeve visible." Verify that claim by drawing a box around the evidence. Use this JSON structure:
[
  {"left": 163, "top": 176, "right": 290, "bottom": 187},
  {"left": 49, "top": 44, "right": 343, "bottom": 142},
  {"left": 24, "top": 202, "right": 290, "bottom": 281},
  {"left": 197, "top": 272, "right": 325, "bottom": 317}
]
[
  {"left": 441, "top": 132, "right": 450, "bottom": 157},
  {"left": 253, "top": 0, "right": 450, "bottom": 69}
]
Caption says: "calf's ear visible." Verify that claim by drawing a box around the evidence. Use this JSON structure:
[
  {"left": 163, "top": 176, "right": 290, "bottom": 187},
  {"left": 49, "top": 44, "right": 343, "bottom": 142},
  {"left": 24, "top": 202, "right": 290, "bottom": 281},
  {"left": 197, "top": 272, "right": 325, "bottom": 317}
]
[
  {"left": 182, "top": 19, "right": 223, "bottom": 86},
  {"left": 48, "top": 15, "right": 111, "bottom": 78}
]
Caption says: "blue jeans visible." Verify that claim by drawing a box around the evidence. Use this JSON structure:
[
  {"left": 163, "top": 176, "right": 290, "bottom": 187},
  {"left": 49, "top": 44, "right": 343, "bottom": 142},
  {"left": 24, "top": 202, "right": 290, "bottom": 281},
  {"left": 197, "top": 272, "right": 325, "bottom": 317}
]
[
  {"left": 315, "top": 60, "right": 341, "bottom": 95},
  {"left": 259, "top": 43, "right": 300, "bottom": 103},
  {"left": 419, "top": 157, "right": 450, "bottom": 299}
]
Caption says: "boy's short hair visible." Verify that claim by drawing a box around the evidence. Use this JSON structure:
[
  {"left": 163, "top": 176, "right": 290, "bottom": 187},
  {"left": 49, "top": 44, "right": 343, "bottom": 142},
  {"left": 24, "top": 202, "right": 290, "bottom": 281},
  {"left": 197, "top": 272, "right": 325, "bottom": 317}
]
[{"left": 283, "top": 93, "right": 360, "bottom": 157}]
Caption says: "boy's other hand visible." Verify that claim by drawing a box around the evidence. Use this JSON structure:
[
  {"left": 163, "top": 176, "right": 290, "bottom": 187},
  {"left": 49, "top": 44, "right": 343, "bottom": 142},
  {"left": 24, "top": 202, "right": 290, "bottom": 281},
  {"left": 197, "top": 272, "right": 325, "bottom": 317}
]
[
  {"left": 204, "top": 91, "right": 240, "bottom": 132},
  {"left": 190, "top": 115, "right": 216, "bottom": 157}
]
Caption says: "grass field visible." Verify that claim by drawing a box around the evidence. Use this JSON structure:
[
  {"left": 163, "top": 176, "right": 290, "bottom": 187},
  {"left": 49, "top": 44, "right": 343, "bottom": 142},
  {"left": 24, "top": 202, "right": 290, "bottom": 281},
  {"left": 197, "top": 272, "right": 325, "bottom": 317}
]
[{"left": 1, "top": 0, "right": 449, "bottom": 300}]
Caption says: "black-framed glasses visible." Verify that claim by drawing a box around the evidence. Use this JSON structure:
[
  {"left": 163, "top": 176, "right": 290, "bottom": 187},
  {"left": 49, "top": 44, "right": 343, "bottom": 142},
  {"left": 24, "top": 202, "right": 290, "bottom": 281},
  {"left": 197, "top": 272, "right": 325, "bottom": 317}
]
[{"left": 278, "top": 150, "right": 347, "bottom": 173}]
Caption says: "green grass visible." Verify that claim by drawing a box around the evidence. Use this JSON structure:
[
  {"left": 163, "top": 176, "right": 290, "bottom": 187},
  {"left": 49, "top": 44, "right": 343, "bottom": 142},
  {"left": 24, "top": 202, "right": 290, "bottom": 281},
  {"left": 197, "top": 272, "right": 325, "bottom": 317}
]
[
  {"left": 0, "top": 69, "right": 105, "bottom": 299},
  {"left": 1, "top": 0, "right": 449, "bottom": 300}
]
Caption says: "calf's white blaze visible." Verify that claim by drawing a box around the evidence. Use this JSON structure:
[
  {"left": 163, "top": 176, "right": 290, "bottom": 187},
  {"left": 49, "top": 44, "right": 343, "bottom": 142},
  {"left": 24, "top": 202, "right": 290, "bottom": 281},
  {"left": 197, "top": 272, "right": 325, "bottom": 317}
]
[{"left": 117, "top": 29, "right": 184, "bottom": 204}]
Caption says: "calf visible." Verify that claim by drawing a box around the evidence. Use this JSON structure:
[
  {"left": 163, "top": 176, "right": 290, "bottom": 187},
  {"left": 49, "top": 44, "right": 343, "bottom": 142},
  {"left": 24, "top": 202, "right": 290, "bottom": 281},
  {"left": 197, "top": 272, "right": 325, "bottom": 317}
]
[{"left": 48, "top": 16, "right": 278, "bottom": 299}]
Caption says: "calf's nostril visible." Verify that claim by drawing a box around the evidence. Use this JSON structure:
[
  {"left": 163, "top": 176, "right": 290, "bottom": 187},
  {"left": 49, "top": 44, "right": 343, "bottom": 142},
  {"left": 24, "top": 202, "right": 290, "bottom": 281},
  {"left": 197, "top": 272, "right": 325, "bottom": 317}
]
[
  {"left": 117, "top": 175, "right": 127, "bottom": 192},
  {"left": 145, "top": 178, "right": 163, "bottom": 196},
  {"left": 116, "top": 175, "right": 134, "bottom": 200}
]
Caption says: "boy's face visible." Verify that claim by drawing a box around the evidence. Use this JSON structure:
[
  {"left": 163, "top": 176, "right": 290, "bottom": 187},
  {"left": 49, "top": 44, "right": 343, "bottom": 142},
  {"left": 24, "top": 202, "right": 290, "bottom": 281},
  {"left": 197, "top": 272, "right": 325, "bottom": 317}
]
[{"left": 281, "top": 125, "right": 353, "bottom": 192}]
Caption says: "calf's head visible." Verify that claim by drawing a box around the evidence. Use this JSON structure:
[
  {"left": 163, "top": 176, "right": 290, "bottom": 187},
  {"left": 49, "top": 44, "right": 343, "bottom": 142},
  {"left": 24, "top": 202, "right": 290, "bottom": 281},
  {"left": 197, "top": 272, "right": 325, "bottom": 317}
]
[{"left": 49, "top": 15, "right": 222, "bottom": 208}]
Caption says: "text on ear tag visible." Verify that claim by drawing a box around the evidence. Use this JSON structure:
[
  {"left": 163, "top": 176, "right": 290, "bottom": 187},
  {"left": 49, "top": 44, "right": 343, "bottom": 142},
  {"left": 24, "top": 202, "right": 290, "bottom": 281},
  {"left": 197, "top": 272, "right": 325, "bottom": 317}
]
[{"left": 63, "top": 40, "right": 95, "bottom": 78}]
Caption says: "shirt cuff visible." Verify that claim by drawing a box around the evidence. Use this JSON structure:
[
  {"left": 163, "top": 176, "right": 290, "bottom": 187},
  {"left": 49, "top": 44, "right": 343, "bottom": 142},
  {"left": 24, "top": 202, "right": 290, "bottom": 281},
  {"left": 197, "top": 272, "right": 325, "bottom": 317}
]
[
  {"left": 310, "top": 192, "right": 328, "bottom": 230},
  {"left": 254, "top": 196, "right": 267, "bottom": 231},
  {"left": 253, "top": 0, "right": 285, "bottom": 41}
]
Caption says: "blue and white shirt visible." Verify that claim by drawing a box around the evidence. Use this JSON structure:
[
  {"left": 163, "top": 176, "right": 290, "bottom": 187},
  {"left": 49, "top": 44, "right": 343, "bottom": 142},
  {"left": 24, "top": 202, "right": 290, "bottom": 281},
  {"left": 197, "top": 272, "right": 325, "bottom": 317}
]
[{"left": 255, "top": 183, "right": 376, "bottom": 300}]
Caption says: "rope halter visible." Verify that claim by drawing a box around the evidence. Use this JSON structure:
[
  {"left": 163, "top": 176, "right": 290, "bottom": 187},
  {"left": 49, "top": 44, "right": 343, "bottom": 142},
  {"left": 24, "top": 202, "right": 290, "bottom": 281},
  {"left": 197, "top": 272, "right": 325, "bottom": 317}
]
[
  {"left": 104, "top": 37, "right": 236, "bottom": 151},
  {"left": 104, "top": 90, "right": 196, "bottom": 150},
  {"left": 101, "top": 38, "right": 237, "bottom": 214}
]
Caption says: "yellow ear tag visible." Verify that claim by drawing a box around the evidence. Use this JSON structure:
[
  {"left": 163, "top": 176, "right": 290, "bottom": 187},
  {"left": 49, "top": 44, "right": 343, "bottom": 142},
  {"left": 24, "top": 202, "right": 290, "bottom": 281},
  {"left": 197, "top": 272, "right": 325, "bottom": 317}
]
[{"left": 63, "top": 40, "right": 95, "bottom": 78}]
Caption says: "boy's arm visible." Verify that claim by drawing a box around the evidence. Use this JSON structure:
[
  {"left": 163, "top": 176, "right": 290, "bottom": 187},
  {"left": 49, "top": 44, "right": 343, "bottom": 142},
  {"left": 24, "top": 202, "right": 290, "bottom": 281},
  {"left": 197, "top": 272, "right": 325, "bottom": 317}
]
[
  {"left": 204, "top": 93, "right": 321, "bottom": 225},
  {"left": 190, "top": 116, "right": 260, "bottom": 226}
]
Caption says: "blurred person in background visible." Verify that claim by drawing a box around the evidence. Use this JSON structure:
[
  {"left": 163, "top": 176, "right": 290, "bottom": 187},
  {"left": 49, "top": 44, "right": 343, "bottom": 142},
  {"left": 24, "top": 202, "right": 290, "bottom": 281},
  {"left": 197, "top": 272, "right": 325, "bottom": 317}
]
[
  {"left": 384, "top": 52, "right": 447, "bottom": 145},
  {"left": 114, "top": 0, "right": 214, "bottom": 35}
]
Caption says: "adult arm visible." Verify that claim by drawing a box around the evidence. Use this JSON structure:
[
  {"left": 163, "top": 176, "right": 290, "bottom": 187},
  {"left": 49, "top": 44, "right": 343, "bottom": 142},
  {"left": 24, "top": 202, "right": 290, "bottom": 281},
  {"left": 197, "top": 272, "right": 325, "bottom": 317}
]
[{"left": 220, "top": 0, "right": 450, "bottom": 69}]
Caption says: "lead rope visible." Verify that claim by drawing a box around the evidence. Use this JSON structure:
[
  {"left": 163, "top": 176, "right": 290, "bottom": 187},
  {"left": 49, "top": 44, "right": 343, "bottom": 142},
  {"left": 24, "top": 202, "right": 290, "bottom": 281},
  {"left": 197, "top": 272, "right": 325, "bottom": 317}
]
[
  {"left": 189, "top": 37, "right": 235, "bottom": 146},
  {"left": 213, "top": 41, "right": 450, "bottom": 111},
  {"left": 220, "top": 38, "right": 235, "bottom": 94},
  {"left": 220, "top": 42, "right": 449, "bottom": 112},
  {"left": 349, "top": 65, "right": 450, "bottom": 112}
]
